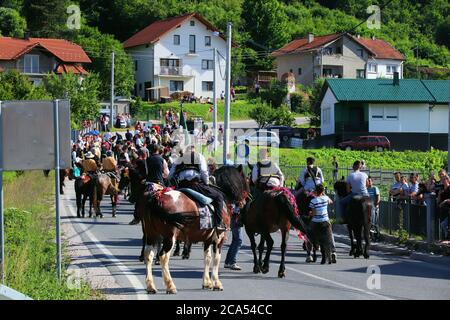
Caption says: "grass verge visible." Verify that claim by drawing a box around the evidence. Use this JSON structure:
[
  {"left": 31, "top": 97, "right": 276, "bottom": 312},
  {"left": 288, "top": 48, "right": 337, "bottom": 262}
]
[{"left": 3, "top": 170, "right": 100, "bottom": 300}]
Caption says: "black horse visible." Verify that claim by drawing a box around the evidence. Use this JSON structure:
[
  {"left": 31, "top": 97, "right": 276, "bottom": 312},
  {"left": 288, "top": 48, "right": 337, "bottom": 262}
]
[
  {"left": 334, "top": 180, "right": 372, "bottom": 259},
  {"left": 73, "top": 173, "right": 97, "bottom": 218}
]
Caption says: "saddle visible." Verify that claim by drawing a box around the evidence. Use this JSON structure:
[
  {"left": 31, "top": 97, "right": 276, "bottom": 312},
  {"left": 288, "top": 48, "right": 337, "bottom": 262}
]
[{"left": 178, "top": 188, "right": 213, "bottom": 206}]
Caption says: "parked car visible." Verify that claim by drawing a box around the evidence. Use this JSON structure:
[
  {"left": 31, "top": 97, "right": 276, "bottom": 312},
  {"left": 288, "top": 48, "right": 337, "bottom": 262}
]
[
  {"left": 338, "top": 136, "right": 390, "bottom": 151},
  {"left": 236, "top": 130, "right": 280, "bottom": 148},
  {"left": 265, "top": 125, "right": 295, "bottom": 143}
]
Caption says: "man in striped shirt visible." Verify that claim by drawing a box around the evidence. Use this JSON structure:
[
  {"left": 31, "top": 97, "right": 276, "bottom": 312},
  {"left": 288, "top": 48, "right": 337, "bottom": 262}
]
[{"left": 309, "top": 184, "right": 337, "bottom": 264}]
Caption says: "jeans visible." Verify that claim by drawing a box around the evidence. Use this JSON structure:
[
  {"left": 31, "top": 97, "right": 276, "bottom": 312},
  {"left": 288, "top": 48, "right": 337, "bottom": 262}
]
[
  {"left": 225, "top": 218, "right": 243, "bottom": 265},
  {"left": 440, "top": 217, "right": 449, "bottom": 240}
]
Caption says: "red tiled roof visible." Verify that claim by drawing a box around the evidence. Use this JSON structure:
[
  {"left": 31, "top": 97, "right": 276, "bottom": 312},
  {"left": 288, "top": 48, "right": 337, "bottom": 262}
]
[
  {"left": 272, "top": 34, "right": 342, "bottom": 57},
  {"left": 123, "top": 12, "right": 226, "bottom": 49},
  {"left": 55, "top": 63, "right": 89, "bottom": 75},
  {"left": 272, "top": 33, "right": 405, "bottom": 60},
  {"left": 351, "top": 36, "right": 405, "bottom": 60},
  {"left": 0, "top": 37, "right": 91, "bottom": 63}
]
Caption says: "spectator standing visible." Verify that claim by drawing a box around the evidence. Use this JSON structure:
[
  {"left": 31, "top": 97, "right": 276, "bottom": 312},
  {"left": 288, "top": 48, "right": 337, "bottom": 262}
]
[
  {"left": 224, "top": 202, "right": 244, "bottom": 270},
  {"left": 367, "top": 177, "right": 381, "bottom": 241},
  {"left": 331, "top": 156, "right": 339, "bottom": 181},
  {"left": 437, "top": 175, "right": 450, "bottom": 240},
  {"left": 389, "top": 172, "right": 408, "bottom": 202},
  {"left": 407, "top": 173, "right": 423, "bottom": 204}
]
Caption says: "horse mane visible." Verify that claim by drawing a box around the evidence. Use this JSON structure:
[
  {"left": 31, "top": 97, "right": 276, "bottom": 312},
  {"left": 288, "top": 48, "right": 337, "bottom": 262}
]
[{"left": 214, "top": 166, "right": 249, "bottom": 202}]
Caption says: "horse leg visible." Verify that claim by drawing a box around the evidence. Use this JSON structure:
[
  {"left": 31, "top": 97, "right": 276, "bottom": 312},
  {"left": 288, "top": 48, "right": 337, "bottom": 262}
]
[
  {"left": 278, "top": 229, "right": 288, "bottom": 278},
  {"left": 355, "top": 226, "right": 363, "bottom": 258},
  {"left": 139, "top": 222, "right": 145, "bottom": 262},
  {"left": 75, "top": 187, "right": 82, "bottom": 218},
  {"left": 173, "top": 240, "right": 181, "bottom": 257},
  {"left": 246, "top": 229, "right": 260, "bottom": 274},
  {"left": 347, "top": 225, "right": 355, "bottom": 256},
  {"left": 83, "top": 193, "right": 89, "bottom": 218},
  {"left": 111, "top": 195, "right": 117, "bottom": 218},
  {"left": 160, "top": 237, "right": 177, "bottom": 294},
  {"left": 257, "top": 235, "right": 266, "bottom": 271},
  {"left": 202, "top": 243, "right": 213, "bottom": 290},
  {"left": 261, "top": 233, "right": 273, "bottom": 274},
  {"left": 363, "top": 223, "right": 371, "bottom": 259},
  {"left": 211, "top": 239, "right": 224, "bottom": 291},
  {"left": 182, "top": 241, "right": 191, "bottom": 260},
  {"left": 144, "top": 244, "right": 157, "bottom": 294}
]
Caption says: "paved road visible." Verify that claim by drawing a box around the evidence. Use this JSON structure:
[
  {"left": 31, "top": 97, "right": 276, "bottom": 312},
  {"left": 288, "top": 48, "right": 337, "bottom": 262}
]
[
  {"left": 61, "top": 182, "right": 450, "bottom": 300},
  {"left": 205, "top": 117, "right": 309, "bottom": 129}
]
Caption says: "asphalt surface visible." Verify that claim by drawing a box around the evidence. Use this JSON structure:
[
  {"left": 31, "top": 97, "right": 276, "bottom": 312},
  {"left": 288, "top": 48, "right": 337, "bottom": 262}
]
[{"left": 61, "top": 181, "right": 450, "bottom": 300}]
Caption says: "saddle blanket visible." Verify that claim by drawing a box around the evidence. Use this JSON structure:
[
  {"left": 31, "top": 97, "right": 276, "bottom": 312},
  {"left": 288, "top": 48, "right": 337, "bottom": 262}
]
[{"left": 199, "top": 204, "right": 214, "bottom": 230}]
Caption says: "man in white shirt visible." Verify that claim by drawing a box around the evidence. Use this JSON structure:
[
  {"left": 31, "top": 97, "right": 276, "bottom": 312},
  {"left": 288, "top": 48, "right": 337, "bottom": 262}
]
[
  {"left": 338, "top": 160, "right": 369, "bottom": 215},
  {"left": 298, "top": 157, "right": 324, "bottom": 193}
]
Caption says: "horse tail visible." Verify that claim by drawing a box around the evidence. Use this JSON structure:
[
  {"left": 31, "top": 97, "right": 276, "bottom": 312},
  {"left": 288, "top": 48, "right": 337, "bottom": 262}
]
[
  {"left": 277, "top": 193, "right": 308, "bottom": 235},
  {"left": 148, "top": 200, "right": 197, "bottom": 229}
]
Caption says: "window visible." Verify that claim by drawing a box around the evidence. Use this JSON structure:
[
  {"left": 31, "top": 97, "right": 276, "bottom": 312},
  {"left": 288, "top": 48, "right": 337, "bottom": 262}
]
[
  {"left": 170, "top": 80, "right": 184, "bottom": 92},
  {"left": 134, "top": 60, "right": 138, "bottom": 71},
  {"left": 357, "top": 49, "right": 364, "bottom": 58},
  {"left": 189, "top": 35, "right": 196, "bottom": 53},
  {"left": 336, "top": 46, "right": 342, "bottom": 54},
  {"left": 24, "top": 54, "right": 39, "bottom": 73},
  {"left": 202, "top": 81, "right": 214, "bottom": 91},
  {"left": 385, "top": 107, "right": 398, "bottom": 120},
  {"left": 323, "top": 108, "right": 330, "bottom": 125},
  {"left": 356, "top": 69, "right": 365, "bottom": 79},
  {"left": 323, "top": 68, "right": 333, "bottom": 76},
  {"left": 173, "top": 35, "right": 180, "bottom": 45},
  {"left": 160, "top": 59, "right": 180, "bottom": 67},
  {"left": 371, "top": 106, "right": 384, "bottom": 120},
  {"left": 190, "top": 20, "right": 195, "bottom": 26},
  {"left": 202, "top": 59, "right": 214, "bottom": 70},
  {"left": 386, "top": 65, "right": 397, "bottom": 74},
  {"left": 324, "top": 47, "right": 333, "bottom": 55},
  {"left": 205, "top": 36, "right": 211, "bottom": 47},
  {"left": 298, "top": 68, "right": 302, "bottom": 75},
  {"left": 139, "top": 83, "right": 142, "bottom": 92},
  {"left": 368, "top": 63, "right": 377, "bottom": 73}
]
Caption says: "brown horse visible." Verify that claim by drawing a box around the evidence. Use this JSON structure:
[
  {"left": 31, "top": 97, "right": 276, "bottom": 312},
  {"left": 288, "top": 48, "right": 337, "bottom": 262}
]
[
  {"left": 92, "top": 172, "right": 120, "bottom": 218},
  {"left": 243, "top": 185, "right": 309, "bottom": 278},
  {"left": 141, "top": 165, "right": 249, "bottom": 294}
]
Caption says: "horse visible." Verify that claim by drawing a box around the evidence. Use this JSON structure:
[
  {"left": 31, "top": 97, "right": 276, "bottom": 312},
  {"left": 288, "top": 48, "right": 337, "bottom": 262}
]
[
  {"left": 334, "top": 180, "right": 372, "bottom": 259},
  {"left": 92, "top": 172, "right": 120, "bottom": 218},
  {"left": 44, "top": 169, "right": 70, "bottom": 194},
  {"left": 70, "top": 170, "right": 96, "bottom": 218},
  {"left": 173, "top": 240, "right": 192, "bottom": 259},
  {"left": 242, "top": 179, "right": 309, "bottom": 278},
  {"left": 141, "top": 165, "right": 249, "bottom": 294}
]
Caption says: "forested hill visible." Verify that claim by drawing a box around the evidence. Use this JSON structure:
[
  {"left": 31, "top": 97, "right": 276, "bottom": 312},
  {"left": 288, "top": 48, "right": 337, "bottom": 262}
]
[{"left": 1, "top": 0, "right": 449, "bottom": 78}]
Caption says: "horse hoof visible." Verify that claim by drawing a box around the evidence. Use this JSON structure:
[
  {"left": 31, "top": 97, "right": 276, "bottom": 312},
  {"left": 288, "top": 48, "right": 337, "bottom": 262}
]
[
  {"left": 166, "top": 288, "right": 177, "bottom": 294},
  {"left": 147, "top": 288, "right": 157, "bottom": 294},
  {"left": 213, "top": 287, "right": 223, "bottom": 291},
  {"left": 306, "top": 256, "right": 314, "bottom": 263},
  {"left": 173, "top": 251, "right": 180, "bottom": 257},
  {"left": 261, "top": 267, "right": 269, "bottom": 274},
  {"left": 253, "top": 266, "right": 261, "bottom": 274},
  {"left": 139, "top": 255, "right": 144, "bottom": 262},
  {"left": 364, "top": 254, "right": 370, "bottom": 259},
  {"left": 202, "top": 285, "right": 213, "bottom": 290},
  {"left": 331, "top": 253, "right": 337, "bottom": 263},
  {"left": 155, "top": 260, "right": 160, "bottom": 265},
  {"left": 278, "top": 271, "right": 286, "bottom": 278}
]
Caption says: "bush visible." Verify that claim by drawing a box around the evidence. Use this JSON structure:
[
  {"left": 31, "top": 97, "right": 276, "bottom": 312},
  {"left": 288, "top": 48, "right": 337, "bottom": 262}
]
[
  {"left": 249, "top": 101, "right": 276, "bottom": 128},
  {"left": 274, "top": 105, "right": 295, "bottom": 127},
  {"left": 290, "top": 92, "right": 310, "bottom": 113},
  {"left": 234, "top": 86, "right": 248, "bottom": 94},
  {"left": 130, "top": 96, "right": 143, "bottom": 117},
  {"left": 261, "top": 80, "right": 288, "bottom": 108}
]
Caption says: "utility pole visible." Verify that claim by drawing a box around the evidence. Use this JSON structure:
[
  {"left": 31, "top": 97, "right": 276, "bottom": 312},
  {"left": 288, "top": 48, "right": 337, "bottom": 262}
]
[
  {"left": 213, "top": 48, "right": 218, "bottom": 151},
  {"left": 223, "top": 22, "right": 232, "bottom": 164},
  {"left": 110, "top": 51, "right": 115, "bottom": 125}
]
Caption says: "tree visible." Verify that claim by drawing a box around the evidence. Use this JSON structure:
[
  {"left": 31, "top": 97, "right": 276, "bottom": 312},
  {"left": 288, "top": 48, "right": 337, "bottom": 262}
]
[
  {"left": 273, "top": 105, "right": 295, "bottom": 127},
  {"left": 0, "top": 7, "right": 27, "bottom": 37},
  {"left": 261, "top": 80, "right": 288, "bottom": 108},
  {"left": 436, "top": 16, "right": 450, "bottom": 49},
  {"left": 44, "top": 73, "right": 101, "bottom": 128},
  {"left": 249, "top": 101, "right": 276, "bottom": 128},
  {"left": 0, "top": 70, "right": 49, "bottom": 100},
  {"left": 23, "top": 0, "right": 70, "bottom": 38},
  {"left": 74, "top": 26, "right": 135, "bottom": 100},
  {"left": 130, "top": 96, "right": 143, "bottom": 117}
]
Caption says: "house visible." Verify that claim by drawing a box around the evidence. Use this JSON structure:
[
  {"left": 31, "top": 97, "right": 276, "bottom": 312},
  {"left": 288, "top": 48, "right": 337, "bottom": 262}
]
[
  {"left": 272, "top": 33, "right": 405, "bottom": 87},
  {"left": 0, "top": 36, "right": 91, "bottom": 85},
  {"left": 123, "top": 13, "right": 227, "bottom": 101},
  {"left": 318, "top": 76, "right": 450, "bottom": 150}
]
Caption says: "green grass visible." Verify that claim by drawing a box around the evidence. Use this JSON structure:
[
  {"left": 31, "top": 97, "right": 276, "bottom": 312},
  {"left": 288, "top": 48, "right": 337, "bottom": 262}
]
[
  {"left": 138, "top": 99, "right": 257, "bottom": 122},
  {"left": 3, "top": 171, "right": 100, "bottom": 300}
]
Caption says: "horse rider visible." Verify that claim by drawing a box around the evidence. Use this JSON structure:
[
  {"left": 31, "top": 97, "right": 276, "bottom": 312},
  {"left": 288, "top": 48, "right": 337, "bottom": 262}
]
[
  {"left": 146, "top": 144, "right": 169, "bottom": 186},
  {"left": 128, "top": 148, "right": 151, "bottom": 225},
  {"left": 298, "top": 157, "right": 324, "bottom": 194},
  {"left": 102, "top": 150, "right": 118, "bottom": 174},
  {"left": 251, "top": 148, "right": 284, "bottom": 192},
  {"left": 82, "top": 151, "right": 98, "bottom": 175},
  {"left": 338, "top": 160, "right": 370, "bottom": 217},
  {"left": 169, "top": 145, "right": 226, "bottom": 231}
]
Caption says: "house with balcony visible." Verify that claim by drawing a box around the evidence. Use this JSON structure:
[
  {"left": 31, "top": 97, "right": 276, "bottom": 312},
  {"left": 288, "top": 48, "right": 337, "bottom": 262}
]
[
  {"left": 272, "top": 33, "right": 405, "bottom": 87},
  {"left": 123, "top": 13, "right": 227, "bottom": 101},
  {"left": 0, "top": 36, "right": 91, "bottom": 85},
  {"left": 318, "top": 77, "right": 450, "bottom": 151}
]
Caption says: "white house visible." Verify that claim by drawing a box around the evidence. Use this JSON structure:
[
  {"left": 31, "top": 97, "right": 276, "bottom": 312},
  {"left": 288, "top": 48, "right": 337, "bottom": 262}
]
[
  {"left": 318, "top": 77, "right": 450, "bottom": 150},
  {"left": 272, "top": 33, "right": 405, "bottom": 87},
  {"left": 123, "top": 13, "right": 227, "bottom": 101}
]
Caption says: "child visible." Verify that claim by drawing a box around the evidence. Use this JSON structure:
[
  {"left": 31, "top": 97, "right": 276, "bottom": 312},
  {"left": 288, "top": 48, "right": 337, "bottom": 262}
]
[
  {"left": 367, "top": 176, "right": 381, "bottom": 241},
  {"left": 309, "top": 184, "right": 335, "bottom": 264}
]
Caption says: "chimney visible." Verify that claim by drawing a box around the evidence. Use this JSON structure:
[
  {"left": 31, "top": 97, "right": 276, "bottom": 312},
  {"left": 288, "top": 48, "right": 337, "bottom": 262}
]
[
  {"left": 393, "top": 72, "right": 400, "bottom": 86},
  {"left": 307, "top": 33, "right": 314, "bottom": 43}
]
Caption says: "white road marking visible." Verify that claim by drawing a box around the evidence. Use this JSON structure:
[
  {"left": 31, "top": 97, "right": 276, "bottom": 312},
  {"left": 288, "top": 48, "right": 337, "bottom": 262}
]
[{"left": 65, "top": 204, "right": 148, "bottom": 300}]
